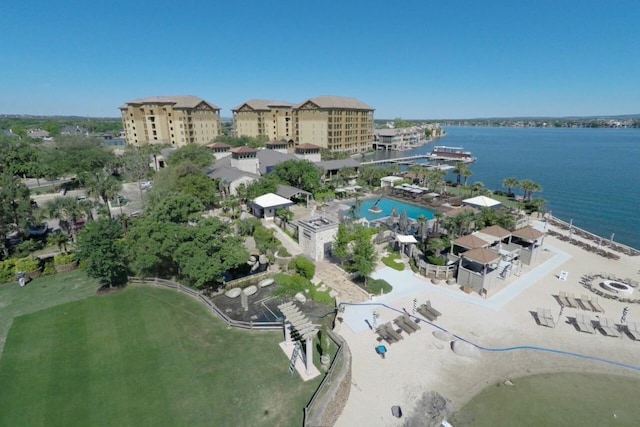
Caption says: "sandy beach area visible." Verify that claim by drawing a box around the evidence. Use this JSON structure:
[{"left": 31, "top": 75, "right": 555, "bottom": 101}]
[{"left": 333, "top": 220, "right": 640, "bottom": 426}]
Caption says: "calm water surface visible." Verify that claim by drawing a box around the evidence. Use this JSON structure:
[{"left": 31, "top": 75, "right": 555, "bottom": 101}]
[{"left": 368, "top": 127, "right": 640, "bottom": 248}]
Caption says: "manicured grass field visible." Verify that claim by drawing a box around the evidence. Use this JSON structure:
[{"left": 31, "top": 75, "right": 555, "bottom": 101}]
[{"left": 0, "top": 278, "right": 320, "bottom": 426}]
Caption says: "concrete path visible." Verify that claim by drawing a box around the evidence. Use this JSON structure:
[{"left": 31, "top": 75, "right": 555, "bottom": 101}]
[{"left": 264, "top": 222, "right": 302, "bottom": 256}]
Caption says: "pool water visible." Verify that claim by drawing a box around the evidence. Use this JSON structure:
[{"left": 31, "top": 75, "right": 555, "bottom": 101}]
[{"left": 347, "top": 196, "right": 434, "bottom": 221}]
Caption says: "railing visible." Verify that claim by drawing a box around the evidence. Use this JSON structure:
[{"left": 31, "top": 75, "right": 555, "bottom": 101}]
[
  {"left": 128, "top": 277, "right": 282, "bottom": 330},
  {"left": 130, "top": 277, "right": 351, "bottom": 426},
  {"left": 303, "top": 328, "right": 351, "bottom": 427}
]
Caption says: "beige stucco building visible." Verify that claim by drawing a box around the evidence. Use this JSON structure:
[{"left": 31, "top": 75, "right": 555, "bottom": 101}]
[
  {"left": 119, "top": 96, "right": 221, "bottom": 147},
  {"left": 233, "top": 95, "right": 374, "bottom": 154},
  {"left": 231, "top": 99, "right": 295, "bottom": 141}
]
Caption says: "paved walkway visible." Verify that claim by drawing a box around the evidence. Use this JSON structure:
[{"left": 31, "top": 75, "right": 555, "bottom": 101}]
[
  {"left": 342, "top": 243, "right": 571, "bottom": 333},
  {"left": 264, "top": 222, "right": 302, "bottom": 256}
]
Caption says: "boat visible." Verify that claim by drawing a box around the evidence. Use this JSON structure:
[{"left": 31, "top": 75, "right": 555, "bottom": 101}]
[{"left": 428, "top": 146, "right": 475, "bottom": 163}]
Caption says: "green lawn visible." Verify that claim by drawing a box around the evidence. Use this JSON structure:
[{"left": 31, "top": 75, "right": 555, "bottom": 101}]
[{"left": 0, "top": 279, "right": 320, "bottom": 426}]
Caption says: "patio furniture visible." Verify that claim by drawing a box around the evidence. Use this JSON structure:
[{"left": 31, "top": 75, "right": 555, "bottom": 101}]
[
  {"left": 566, "top": 293, "right": 580, "bottom": 309},
  {"left": 558, "top": 291, "right": 574, "bottom": 308},
  {"left": 417, "top": 301, "right": 441, "bottom": 321},
  {"left": 400, "top": 314, "right": 421, "bottom": 332},
  {"left": 574, "top": 314, "right": 595, "bottom": 334},
  {"left": 384, "top": 322, "right": 403, "bottom": 341},
  {"left": 587, "top": 296, "right": 605, "bottom": 313},
  {"left": 578, "top": 295, "right": 593, "bottom": 311},
  {"left": 536, "top": 308, "right": 554, "bottom": 328},
  {"left": 626, "top": 322, "right": 640, "bottom": 341},
  {"left": 394, "top": 316, "right": 417, "bottom": 334},
  {"left": 598, "top": 318, "right": 621, "bottom": 337}
]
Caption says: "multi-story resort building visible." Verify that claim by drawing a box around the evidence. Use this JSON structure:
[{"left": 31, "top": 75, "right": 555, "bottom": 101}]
[
  {"left": 231, "top": 99, "right": 295, "bottom": 141},
  {"left": 233, "top": 95, "right": 374, "bottom": 154},
  {"left": 119, "top": 96, "right": 221, "bottom": 146}
]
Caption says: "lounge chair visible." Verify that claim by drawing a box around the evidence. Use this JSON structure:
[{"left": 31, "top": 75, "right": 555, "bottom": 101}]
[
  {"left": 400, "top": 314, "right": 421, "bottom": 332},
  {"left": 417, "top": 301, "right": 441, "bottom": 322},
  {"left": 536, "top": 308, "right": 553, "bottom": 327},
  {"left": 558, "top": 291, "right": 574, "bottom": 308},
  {"left": 575, "top": 314, "right": 595, "bottom": 334},
  {"left": 566, "top": 293, "right": 580, "bottom": 309},
  {"left": 394, "top": 316, "right": 417, "bottom": 334},
  {"left": 384, "top": 322, "right": 403, "bottom": 341},
  {"left": 598, "top": 318, "right": 620, "bottom": 337},
  {"left": 626, "top": 322, "right": 640, "bottom": 341},
  {"left": 587, "top": 296, "right": 605, "bottom": 313},
  {"left": 578, "top": 295, "right": 593, "bottom": 311},
  {"left": 424, "top": 301, "right": 442, "bottom": 318},
  {"left": 375, "top": 325, "right": 395, "bottom": 344}
]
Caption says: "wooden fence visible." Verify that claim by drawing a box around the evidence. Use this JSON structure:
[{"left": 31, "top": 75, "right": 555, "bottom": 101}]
[
  {"left": 129, "top": 277, "right": 351, "bottom": 426},
  {"left": 128, "top": 277, "right": 282, "bottom": 330}
]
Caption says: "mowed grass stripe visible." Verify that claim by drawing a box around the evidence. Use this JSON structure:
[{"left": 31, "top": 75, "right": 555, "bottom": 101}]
[
  {"left": 46, "top": 301, "right": 92, "bottom": 425},
  {"left": 0, "top": 284, "right": 320, "bottom": 426}
]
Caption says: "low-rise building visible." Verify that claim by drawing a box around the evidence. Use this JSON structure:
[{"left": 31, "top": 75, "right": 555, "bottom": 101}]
[{"left": 297, "top": 215, "right": 340, "bottom": 261}]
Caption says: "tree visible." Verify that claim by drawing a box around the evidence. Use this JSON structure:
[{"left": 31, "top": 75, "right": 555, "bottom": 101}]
[
  {"left": 275, "top": 207, "right": 293, "bottom": 228},
  {"left": 44, "top": 197, "right": 84, "bottom": 239},
  {"left": 453, "top": 162, "right": 470, "bottom": 185},
  {"left": 273, "top": 159, "right": 322, "bottom": 193},
  {"left": 291, "top": 255, "right": 315, "bottom": 279},
  {"left": 79, "top": 171, "right": 122, "bottom": 205},
  {"left": 350, "top": 226, "right": 377, "bottom": 286},
  {"left": 166, "top": 144, "right": 213, "bottom": 168},
  {"left": 49, "top": 135, "right": 116, "bottom": 174},
  {"left": 502, "top": 177, "right": 519, "bottom": 196},
  {"left": 519, "top": 179, "right": 542, "bottom": 201},
  {"left": 123, "top": 218, "right": 182, "bottom": 278},
  {"left": 470, "top": 181, "right": 484, "bottom": 197},
  {"left": 173, "top": 218, "right": 249, "bottom": 288},
  {"left": 76, "top": 218, "right": 127, "bottom": 287},
  {"left": 332, "top": 223, "right": 351, "bottom": 266},
  {"left": 146, "top": 192, "right": 204, "bottom": 224}
]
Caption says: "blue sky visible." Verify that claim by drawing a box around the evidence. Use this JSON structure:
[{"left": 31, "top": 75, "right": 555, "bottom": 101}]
[{"left": 1, "top": 0, "right": 638, "bottom": 119}]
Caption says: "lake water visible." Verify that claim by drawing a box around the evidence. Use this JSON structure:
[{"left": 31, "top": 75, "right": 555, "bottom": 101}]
[
  {"left": 368, "top": 126, "right": 640, "bottom": 249},
  {"left": 450, "top": 372, "right": 640, "bottom": 427}
]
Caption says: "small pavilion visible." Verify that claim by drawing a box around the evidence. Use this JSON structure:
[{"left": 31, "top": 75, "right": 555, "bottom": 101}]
[
  {"left": 462, "top": 195, "right": 502, "bottom": 209},
  {"left": 278, "top": 302, "right": 320, "bottom": 381},
  {"left": 457, "top": 247, "right": 501, "bottom": 295},
  {"left": 511, "top": 226, "right": 545, "bottom": 265},
  {"left": 251, "top": 193, "right": 293, "bottom": 220},
  {"left": 395, "top": 234, "right": 418, "bottom": 257}
]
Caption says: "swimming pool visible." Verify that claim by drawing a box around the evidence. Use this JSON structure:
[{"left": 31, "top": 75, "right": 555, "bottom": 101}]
[{"left": 347, "top": 196, "right": 435, "bottom": 221}]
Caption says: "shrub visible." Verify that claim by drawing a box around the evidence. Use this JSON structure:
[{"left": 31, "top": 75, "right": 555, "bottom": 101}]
[
  {"left": 366, "top": 278, "right": 393, "bottom": 295},
  {"left": 273, "top": 273, "right": 334, "bottom": 305},
  {"left": 253, "top": 225, "right": 280, "bottom": 254},
  {"left": 42, "top": 259, "right": 56, "bottom": 276},
  {"left": 409, "top": 257, "right": 419, "bottom": 273},
  {"left": 54, "top": 252, "right": 77, "bottom": 265},
  {"left": 0, "top": 259, "right": 17, "bottom": 283},
  {"left": 382, "top": 253, "right": 404, "bottom": 271},
  {"left": 427, "top": 255, "right": 445, "bottom": 266},
  {"left": 277, "top": 246, "right": 291, "bottom": 257},
  {"left": 14, "top": 257, "right": 40, "bottom": 273},
  {"left": 291, "top": 255, "right": 315, "bottom": 279}
]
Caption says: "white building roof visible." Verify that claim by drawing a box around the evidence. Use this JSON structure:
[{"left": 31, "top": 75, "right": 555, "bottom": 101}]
[
  {"left": 252, "top": 193, "right": 293, "bottom": 208},
  {"left": 462, "top": 195, "right": 502, "bottom": 208},
  {"left": 396, "top": 234, "right": 418, "bottom": 244},
  {"left": 381, "top": 176, "right": 404, "bottom": 183}
]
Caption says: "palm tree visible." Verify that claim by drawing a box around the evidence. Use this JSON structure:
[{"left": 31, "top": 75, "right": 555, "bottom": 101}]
[
  {"left": 453, "top": 162, "right": 467, "bottom": 185},
  {"left": 47, "top": 232, "right": 70, "bottom": 254},
  {"left": 519, "top": 179, "right": 542, "bottom": 201},
  {"left": 80, "top": 172, "right": 122, "bottom": 205},
  {"left": 45, "top": 197, "right": 84, "bottom": 240},
  {"left": 416, "top": 214, "right": 428, "bottom": 250},
  {"left": 470, "top": 181, "right": 484, "bottom": 197},
  {"left": 433, "top": 211, "right": 444, "bottom": 234},
  {"left": 275, "top": 207, "right": 293, "bottom": 229},
  {"left": 502, "top": 177, "right": 519, "bottom": 197}
]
